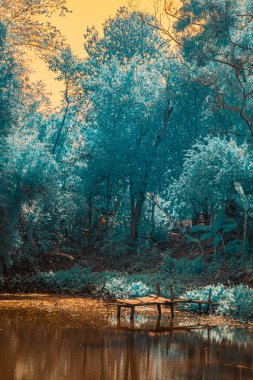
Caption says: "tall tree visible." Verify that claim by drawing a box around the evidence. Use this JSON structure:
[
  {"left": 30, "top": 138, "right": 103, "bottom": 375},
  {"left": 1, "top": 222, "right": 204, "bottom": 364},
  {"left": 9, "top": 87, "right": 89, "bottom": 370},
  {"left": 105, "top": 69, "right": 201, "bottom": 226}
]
[
  {"left": 166, "top": 0, "right": 253, "bottom": 136},
  {"left": 0, "top": 0, "right": 69, "bottom": 58}
]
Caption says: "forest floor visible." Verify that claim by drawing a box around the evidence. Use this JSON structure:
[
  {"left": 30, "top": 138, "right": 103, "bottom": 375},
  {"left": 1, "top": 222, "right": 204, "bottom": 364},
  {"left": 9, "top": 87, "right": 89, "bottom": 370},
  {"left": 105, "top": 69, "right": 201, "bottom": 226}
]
[
  {"left": 74, "top": 242, "right": 253, "bottom": 288},
  {"left": 1, "top": 237, "right": 253, "bottom": 306}
]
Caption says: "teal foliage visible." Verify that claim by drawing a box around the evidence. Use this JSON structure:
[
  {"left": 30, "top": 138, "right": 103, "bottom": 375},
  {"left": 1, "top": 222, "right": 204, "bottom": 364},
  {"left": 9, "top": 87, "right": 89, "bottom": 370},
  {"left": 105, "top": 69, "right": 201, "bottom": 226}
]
[
  {"left": 181, "top": 284, "right": 253, "bottom": 322},
  {"left": 229, "top": 285, "right": 253, "bottom": 321},
  {"left": 1, "top": 0, "right": 253, "bottom": 299},
  {"left": 173, "top": 0, "right": 253, "bottom": 137},
  {"left": 170, "top": 137, "right": 253, "bottom": 219},
  {"left": 36, "top": 265, "right": 94, "bottom": 293},
  {"left": 184, "top": 214, "right": 239, "bottom": 252},
  {"left": 181, "top": 284, "right": 229, "bottom": 313},
  {"left": 84, "top": 7, "right": 165, "bottom": 65},
  {"left": 103, "top": 274, "right": 152, "bottom": 298},
  {"left": 163, "top": 255, "right": 205, "bottom": 276}
]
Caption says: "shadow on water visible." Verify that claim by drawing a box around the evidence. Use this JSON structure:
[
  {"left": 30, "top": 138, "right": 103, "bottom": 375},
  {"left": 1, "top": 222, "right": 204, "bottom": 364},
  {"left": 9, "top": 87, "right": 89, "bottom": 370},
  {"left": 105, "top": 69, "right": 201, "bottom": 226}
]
[{"left": 0, "top": 314, "right": 252, "bottom": 380}]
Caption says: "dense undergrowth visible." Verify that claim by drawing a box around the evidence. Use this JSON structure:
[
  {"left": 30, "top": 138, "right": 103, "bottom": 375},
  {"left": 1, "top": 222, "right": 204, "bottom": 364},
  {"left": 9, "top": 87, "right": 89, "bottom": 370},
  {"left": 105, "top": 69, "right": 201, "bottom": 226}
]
[{"left": 1, "top": 248, "right": 253, "bottom": 322}]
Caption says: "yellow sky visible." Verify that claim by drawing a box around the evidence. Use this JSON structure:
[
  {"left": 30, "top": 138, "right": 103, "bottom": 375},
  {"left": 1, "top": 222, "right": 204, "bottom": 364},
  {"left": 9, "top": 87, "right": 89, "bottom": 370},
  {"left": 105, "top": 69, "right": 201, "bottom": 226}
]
[{"left": 30, "top": 0, "right": 155, "bottom": 105}]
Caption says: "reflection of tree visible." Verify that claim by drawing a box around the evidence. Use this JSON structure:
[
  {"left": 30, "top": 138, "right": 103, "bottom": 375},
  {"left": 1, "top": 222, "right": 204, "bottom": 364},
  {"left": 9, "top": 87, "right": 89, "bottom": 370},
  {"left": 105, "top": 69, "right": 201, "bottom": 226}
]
[
  {"left": 0, "top": 317, "right": 252, "bottom": 380},
  {"left": 123, "top": 334, "right": 138, "bottom": 380}
]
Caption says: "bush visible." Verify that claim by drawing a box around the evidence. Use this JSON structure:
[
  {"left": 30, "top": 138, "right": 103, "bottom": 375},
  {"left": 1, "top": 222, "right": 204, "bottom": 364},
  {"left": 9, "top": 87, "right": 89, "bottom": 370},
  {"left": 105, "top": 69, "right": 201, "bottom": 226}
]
[
  {"left": 163, "top": 255, "right": 206, "bottom": 276},
  {"left": 229, "top": 284, "right": 253, "bottom": 322},
  {"left": 36, "top": 265, "right": 94, "bottom": 294},
  {"left": 102, "top": 273, "right": 152, "bottom": 298},
  {"left": 181, "top": 284, "right": 253, "bottom": 322}
]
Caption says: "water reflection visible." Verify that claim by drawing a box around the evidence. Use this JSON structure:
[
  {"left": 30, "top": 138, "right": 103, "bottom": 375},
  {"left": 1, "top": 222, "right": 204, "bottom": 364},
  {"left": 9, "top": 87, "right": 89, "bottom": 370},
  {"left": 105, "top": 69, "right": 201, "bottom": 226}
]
[{"left": 0, "top": 316, "right": 252, "bottom": 380}]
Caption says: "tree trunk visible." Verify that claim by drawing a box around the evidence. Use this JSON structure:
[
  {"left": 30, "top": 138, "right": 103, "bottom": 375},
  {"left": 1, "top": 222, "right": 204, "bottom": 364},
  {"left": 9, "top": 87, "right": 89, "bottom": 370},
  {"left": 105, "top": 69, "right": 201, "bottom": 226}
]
[
  {"left": 105, "top": 176, "right": 111, "bottom": 234},
  {"left": 130, "top": 189, "right": 145, "bottom": 241},
  {"left": 192, "top": 211, "right": 201, "bottom": 226},
  {"left": 52, "top": 82, "right": 70, "bottom": 154},
  {"left": 150, "top": 195, "right": 156, "bottom": 237},
  {"left": 129, "top": 93, "right": 173, "bottom": 240},
  {"left": 87, "top": 197, "right": 93, "bottom": 230}
]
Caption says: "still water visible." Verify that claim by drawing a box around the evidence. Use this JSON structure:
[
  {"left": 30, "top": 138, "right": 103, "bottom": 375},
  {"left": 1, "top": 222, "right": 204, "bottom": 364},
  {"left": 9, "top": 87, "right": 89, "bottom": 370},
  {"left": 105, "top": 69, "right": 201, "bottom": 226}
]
[{"left": 0, "top": 299, "right": 252, "bottom": 380}]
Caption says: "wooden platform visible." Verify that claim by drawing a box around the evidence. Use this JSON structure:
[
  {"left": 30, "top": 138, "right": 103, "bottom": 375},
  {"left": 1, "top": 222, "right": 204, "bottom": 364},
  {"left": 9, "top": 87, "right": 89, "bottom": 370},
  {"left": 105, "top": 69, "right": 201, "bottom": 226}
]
[{"left": 116, "top": 288, "right": 219, "bottom": 320}]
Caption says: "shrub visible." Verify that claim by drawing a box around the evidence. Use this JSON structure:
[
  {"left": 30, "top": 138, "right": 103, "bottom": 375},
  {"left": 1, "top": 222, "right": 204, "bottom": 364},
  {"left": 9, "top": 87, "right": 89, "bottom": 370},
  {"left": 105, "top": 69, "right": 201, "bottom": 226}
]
[
  {"left": 36, "top": 265, "right": 94, "bottom": 294},
  {"left": 181, "top": 284, "right": 253, "bottom": 322},
  {"left": 229, "top": 285, "right": 253, "bottom": 322},
  {"left": 163, "top": 255, "right": 206, "bottom": 277},
  {"left": 103, "top": 274, "right": 152, "bottom": 298}
]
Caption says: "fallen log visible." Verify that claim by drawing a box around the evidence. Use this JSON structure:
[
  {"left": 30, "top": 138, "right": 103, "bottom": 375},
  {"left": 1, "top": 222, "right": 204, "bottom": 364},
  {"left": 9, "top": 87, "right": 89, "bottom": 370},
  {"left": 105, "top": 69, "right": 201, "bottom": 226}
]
[{"left": 44, "top": 252, "right": 75, "bottom": 270}]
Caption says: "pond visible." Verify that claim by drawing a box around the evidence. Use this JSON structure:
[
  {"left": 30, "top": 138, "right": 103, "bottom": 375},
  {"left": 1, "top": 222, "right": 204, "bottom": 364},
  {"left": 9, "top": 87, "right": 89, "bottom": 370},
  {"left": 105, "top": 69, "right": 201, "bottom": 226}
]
[{"left": 0, "top": 296, "right": 252, "bottom": 380}]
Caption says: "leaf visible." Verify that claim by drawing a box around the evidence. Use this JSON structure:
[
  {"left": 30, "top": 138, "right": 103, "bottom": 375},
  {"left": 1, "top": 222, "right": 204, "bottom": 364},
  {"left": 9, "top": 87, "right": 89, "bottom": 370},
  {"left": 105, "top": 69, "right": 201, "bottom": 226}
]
[
  {"left": 211, "top": 213, "right": 225, "bottom": 233},
  {"left": 223, "top": 222, "right": 238, "bottom": 233},
  {"left": 199, "top": 231, "right": 215, "bottom": 241},
  {"left": 184, "top": 234, "right": 200, "bottom": 243},
  {"left": 190, "top": 225, "right": 210, "bottom": 233},
  {"left": 213, "top": 235, "right": 221, "bottom": 247},
  {"left": 235, "top": 199, "right": 244, "bottom": 210},
  {"left": 226, "top": 239, "right": 241, "bottom": 247},
  {"left": 225, "top": 240, "right": 242, "bottom": 254}
]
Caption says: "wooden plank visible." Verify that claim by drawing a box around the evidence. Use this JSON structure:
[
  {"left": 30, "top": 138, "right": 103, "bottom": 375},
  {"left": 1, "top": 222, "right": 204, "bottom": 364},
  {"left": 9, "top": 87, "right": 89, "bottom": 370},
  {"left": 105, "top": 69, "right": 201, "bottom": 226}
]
[
  {"left": 189, "top": 300, "right": 219, "bottom": 305},
  {"left": 174, "top": 298, "right": 219, "bottom": 305},
  {"left": 116, "top": 299, "right": 142, "bottom": 305},
  {"left": 118, "top": 298, "right": 219, "bottom": 305},
  {"left": 135, "top": 297, "right": 157, "bottom": 302},
  {"left": 117, "top": 301, "right": 170, "bottom": 307},
  {"left": 148, "top": 294, "right": 172, "bottom": 302},
  {"left": 116, "top": 297, "right": 219, "bottom": 310},
  {"left": 118, "top": 296, "right": 172, "bottom": 304},
  {"left": 146, "top": 296, "right": 170, "bottom": 302},
  {"left": 154, "top": 300, "right": 172, "bottom": 304}
]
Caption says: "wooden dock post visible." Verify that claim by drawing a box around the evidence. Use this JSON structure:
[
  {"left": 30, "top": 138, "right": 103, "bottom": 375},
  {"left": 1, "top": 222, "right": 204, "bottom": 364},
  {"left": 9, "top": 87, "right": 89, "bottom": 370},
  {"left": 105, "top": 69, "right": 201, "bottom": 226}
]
[
  {"left": 205, "top": 289, "right": 212, "bottom": 315},
  {"left": 169, "top": 285, "right": 175, "bottom": 319},
  {"left": 117, "top": 305, "right": 121, "bottom": 319},
  {"left": 116, "top": 292, "right": 219, "bottom": 322},
  {"left": 170, "top": 303, "right": 175, "bottom": 319},
  {"left": 156, "top": 283, "right": 162, "bottom": 318},
  {"left": 130, "top": 306, "right": 135, "bottom": 320}
]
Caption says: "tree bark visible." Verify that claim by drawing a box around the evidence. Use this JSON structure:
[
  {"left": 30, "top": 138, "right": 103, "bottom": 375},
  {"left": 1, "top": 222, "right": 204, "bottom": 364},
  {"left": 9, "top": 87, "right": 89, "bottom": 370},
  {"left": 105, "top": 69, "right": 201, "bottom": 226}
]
[
  {"left": 150, "top": 195, "right": 156, "bottom": 236},
  {"left": 130, "top": 189, "right": 145, "bottom": 241},
  {"left": 129, "top": 93, "right": 173, "bottom": 240},
  {"left": 52, "top": 82, "right": 70, "bottom": 154},
  {"left": 87, "top": 197, "right": 93, "bottom": 230}
]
